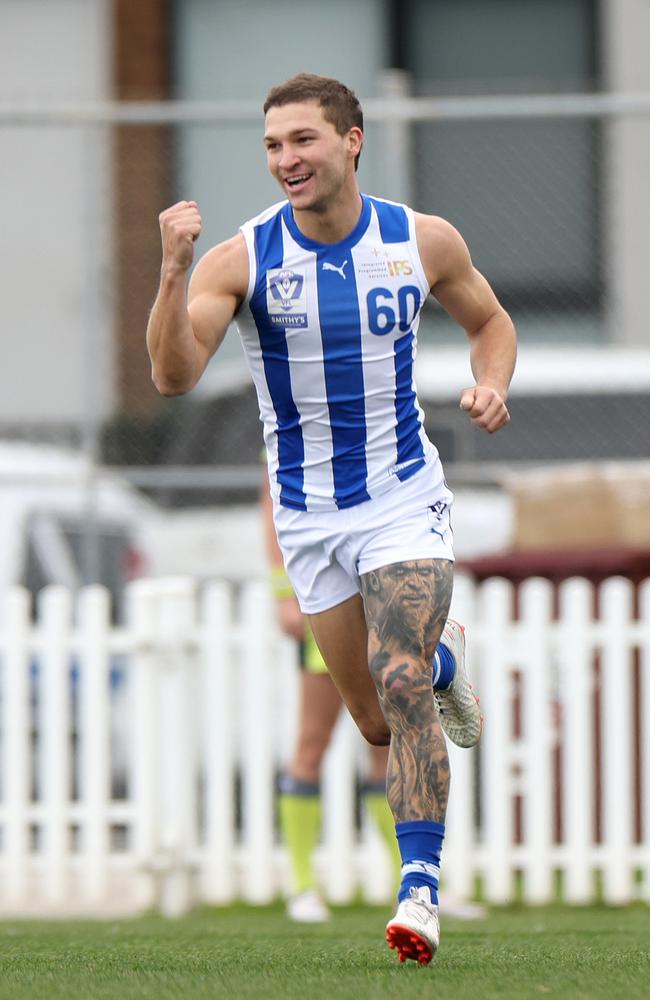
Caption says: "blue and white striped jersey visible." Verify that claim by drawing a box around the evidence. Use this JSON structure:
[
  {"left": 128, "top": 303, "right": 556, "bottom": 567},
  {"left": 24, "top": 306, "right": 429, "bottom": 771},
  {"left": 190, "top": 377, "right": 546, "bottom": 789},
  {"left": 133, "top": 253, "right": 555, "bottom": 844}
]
[{"left": 237, "top": 194, "right": 437, "bottom": 511}]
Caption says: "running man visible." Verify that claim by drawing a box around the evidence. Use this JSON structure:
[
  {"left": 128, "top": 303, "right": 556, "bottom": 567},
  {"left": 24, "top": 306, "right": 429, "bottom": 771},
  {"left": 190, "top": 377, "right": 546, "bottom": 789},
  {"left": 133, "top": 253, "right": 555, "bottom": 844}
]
[{"left": 147, "top": 72, "right": 516, "bottom": 965}]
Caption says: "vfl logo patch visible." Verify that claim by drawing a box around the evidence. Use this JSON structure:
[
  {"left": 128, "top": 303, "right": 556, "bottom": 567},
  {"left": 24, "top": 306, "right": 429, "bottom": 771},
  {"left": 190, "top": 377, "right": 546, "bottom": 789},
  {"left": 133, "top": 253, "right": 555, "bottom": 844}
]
[
  {"left": 322, "top": 260, "right": 349, "bottom": 280},
  {"left": 267, "top": 268, "right": 307, "bottom": 327}
]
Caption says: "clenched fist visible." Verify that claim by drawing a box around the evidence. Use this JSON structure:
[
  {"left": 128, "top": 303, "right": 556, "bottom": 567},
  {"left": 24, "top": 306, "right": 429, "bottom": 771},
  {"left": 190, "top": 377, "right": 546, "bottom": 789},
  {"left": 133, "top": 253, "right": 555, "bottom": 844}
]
[
  {"left": 158, "top": 200, "right": 202, "bottom": 273},
  {"left": 460, "top": 385, "right": 510, "bottom": 433}
]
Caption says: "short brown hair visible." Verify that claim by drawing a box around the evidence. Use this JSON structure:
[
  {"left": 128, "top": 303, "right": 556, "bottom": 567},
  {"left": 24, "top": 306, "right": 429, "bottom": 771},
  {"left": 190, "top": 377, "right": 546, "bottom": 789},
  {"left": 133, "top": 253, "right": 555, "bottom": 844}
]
[{"left": 264, "top": 72, "right": 364, "bottom": 169}]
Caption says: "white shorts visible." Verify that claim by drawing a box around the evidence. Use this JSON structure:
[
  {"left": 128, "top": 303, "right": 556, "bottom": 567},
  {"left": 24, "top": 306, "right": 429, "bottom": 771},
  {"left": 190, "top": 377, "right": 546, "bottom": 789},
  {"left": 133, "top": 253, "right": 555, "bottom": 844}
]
[{"left": 273, "top": 458, "right": 454, "bottom": 614}]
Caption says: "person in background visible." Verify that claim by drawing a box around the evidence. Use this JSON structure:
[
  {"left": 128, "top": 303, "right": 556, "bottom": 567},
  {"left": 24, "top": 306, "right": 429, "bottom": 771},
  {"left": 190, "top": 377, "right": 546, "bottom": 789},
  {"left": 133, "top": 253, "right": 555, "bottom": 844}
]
[{"left": 261, "top": 470, "right": 401, "bottom": 922}]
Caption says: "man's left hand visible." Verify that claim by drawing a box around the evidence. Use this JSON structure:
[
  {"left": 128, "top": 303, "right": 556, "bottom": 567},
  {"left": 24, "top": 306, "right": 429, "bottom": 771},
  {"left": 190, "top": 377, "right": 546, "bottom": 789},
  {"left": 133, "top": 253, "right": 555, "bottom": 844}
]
[{"left": 459, "top": 385, "right": 510, "bottom": 433}]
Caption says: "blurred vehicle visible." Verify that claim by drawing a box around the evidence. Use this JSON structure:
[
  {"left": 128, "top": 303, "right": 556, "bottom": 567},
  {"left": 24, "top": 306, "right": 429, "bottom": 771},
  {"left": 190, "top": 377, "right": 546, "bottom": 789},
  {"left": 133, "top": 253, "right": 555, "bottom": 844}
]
[
  {"left": 0, "top": 441, "right": 160, "bottom": 616},
  {"left": 0, "top": 442, "right": 164, "bottom": 798}
]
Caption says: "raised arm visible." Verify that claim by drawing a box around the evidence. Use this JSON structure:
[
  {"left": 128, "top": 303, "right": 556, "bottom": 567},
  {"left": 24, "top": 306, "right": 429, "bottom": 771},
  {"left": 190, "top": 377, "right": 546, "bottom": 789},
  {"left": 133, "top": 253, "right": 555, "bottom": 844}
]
[
  {"left": 146, "top": 200, "right": 249, "bottom": 396},
  {"left": 415, "top": 213, "right": 517, "bottom": 433}
]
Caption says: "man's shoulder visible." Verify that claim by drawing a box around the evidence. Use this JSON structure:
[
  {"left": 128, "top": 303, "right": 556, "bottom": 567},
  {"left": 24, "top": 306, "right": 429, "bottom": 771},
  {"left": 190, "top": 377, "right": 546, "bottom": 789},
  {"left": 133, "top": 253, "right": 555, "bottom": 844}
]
[
  {"left": 414, "top": 212, "right": 468, "bottom": 259},
  {"left": 413, "top": 212, "right": 472, "bottom": 287},
  {"left": 413, "top": 211, "right": 459, "bottom": 240}
]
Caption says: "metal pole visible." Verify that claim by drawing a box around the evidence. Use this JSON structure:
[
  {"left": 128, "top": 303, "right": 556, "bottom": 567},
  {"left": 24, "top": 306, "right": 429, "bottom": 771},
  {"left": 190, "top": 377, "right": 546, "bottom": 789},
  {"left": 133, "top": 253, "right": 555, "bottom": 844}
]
[
  {"left": 377, "top": 69, "right": 413, "bottom": 205},
  {"left": 80, "top": 122, "right": 104, "bottom": 585}
]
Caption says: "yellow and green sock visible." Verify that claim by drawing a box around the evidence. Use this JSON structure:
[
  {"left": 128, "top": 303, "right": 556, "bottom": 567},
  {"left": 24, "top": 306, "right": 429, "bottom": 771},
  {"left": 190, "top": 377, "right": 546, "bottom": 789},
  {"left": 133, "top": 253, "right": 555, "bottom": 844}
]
[{"left": 278, "top": 776, "right": 322, "bottom": 894}]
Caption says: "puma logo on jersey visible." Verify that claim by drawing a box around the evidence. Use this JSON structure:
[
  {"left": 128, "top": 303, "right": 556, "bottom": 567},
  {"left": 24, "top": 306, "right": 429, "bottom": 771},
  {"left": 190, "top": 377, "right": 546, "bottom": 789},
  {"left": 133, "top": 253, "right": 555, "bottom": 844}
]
[
  {"left": 322, "top": 260, "right": 349, "bottom": 279},
  {"left": 390, "top": 458, "right": 421, "bottom": 476}
]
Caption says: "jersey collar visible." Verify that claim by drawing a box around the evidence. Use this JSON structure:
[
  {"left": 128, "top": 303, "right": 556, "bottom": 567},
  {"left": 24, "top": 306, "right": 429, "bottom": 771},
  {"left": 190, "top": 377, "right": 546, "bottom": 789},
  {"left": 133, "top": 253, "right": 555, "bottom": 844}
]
[{"left": 281, "top": 195, "right": 372, "bottom": 253}]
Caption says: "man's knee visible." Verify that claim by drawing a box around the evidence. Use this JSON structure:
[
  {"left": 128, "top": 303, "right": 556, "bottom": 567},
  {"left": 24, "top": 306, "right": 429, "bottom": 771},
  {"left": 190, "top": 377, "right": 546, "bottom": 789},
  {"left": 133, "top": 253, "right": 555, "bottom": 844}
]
[
  {"left": 363, "top": 726, "right": 391, "bottom": 747},
  {"left": 356, "top": 713, "right": 390, "bottom": 746},
  {"left": 371, "top": 651, "right": 423, "bottom": 702}
]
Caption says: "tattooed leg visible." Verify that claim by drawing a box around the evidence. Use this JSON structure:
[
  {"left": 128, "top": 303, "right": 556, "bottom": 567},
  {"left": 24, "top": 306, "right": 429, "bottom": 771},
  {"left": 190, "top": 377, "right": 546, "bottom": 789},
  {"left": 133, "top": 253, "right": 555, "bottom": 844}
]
[{"left": 360, "top": 559, "right": 453, "bottom": 824}]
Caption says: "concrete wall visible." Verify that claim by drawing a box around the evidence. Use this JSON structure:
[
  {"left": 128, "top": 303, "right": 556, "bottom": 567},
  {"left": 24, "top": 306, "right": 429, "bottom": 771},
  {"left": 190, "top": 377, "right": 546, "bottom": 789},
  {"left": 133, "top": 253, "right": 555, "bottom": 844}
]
[
  {"left": 0, "top": 0, "right": 113, "bottom": 424},
  {"left": 602, "top": 0, "right": 650, "bottom": 347}
]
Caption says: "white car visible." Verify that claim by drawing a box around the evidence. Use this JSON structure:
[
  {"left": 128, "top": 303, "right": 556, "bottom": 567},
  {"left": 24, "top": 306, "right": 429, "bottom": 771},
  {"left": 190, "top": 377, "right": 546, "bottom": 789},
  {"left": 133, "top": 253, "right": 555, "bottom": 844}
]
[
  {"left": 0, "top": 441, "right": 162, "bottom": 616},
  {"left": 0, "top": 442, "right": 168, "bottom": 798}
]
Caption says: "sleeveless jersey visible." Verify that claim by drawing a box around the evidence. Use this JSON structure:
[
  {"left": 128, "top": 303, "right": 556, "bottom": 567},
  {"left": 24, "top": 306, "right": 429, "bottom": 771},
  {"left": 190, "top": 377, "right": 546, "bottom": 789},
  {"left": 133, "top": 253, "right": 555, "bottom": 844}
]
[{"left": 237, "top": 194, "right": 437, "bottom": 511}]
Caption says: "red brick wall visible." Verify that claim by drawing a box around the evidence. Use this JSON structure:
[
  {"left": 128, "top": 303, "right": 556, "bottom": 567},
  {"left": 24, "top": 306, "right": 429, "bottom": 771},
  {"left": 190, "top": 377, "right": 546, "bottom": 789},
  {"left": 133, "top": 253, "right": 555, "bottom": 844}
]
[{"left": 113, "top": 0, "right": 172, "bottom": 416}]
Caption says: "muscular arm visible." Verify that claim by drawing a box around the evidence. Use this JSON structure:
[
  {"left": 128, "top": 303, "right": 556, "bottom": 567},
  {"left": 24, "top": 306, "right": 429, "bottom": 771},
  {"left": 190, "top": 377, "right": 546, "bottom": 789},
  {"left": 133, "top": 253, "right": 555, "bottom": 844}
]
[
  {"left": 415, "top": 213, "right": 517, "bottom": 432},
  {"left": 146, "top": 201, "right": 249, "bottom": 396}
]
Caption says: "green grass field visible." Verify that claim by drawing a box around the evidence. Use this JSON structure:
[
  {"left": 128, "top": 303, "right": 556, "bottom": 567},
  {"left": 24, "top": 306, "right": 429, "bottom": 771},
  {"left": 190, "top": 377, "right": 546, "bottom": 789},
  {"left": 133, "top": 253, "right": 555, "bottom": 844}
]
[{"left": 0, "top": 903, "right": 648, "bottom": 1000}]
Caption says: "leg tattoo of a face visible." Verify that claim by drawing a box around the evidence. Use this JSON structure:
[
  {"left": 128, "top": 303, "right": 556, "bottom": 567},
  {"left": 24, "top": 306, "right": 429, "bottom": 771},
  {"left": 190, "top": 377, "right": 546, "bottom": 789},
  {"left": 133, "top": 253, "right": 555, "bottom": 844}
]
[{"left": 360, "top": 559, "right": 454, "bottom": 823}]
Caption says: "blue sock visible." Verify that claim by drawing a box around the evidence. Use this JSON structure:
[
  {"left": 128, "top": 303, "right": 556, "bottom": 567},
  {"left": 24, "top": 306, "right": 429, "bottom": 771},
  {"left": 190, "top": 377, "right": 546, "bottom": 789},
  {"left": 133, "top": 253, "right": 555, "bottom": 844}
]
[
  {"left": 432, "top": 642, "right": 455, "bottom": 691},
  {"left": 396, "top": 819, "right": 445, "bottom": 903},
  {"left": 278, "top": 774, "right": 320, "bottom": 796}
]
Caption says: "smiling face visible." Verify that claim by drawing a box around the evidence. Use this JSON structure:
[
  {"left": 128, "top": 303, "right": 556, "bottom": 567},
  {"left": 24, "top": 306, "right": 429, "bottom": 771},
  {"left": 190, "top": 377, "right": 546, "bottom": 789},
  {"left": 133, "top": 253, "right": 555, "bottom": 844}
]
[{"left": 264, "top": 101, "right": 362, "bottom": 214}]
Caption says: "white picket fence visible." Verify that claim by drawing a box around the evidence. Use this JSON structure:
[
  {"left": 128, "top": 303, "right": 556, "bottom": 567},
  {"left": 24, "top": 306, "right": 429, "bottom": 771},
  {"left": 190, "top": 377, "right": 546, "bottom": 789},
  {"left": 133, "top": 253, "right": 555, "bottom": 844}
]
[{"left": 0, "top": 573, "right": 649, "bottom": 916}]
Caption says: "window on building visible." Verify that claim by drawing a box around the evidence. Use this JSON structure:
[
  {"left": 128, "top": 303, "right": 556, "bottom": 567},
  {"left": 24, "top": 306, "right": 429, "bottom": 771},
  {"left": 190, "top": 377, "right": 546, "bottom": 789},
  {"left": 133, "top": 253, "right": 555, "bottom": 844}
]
[{"left": 393, "top": 0, "right": 601, "bottom": 343}]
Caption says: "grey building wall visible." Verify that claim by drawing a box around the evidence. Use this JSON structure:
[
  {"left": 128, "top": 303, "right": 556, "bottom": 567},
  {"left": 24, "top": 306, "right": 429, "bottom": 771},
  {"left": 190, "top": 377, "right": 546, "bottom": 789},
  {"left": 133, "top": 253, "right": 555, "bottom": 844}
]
[
  {"left": 0, "top": 0, "right": 114, "bottom": 423},
  {"left": 602, "top": 0, "right": 650, "bottom": 346}
]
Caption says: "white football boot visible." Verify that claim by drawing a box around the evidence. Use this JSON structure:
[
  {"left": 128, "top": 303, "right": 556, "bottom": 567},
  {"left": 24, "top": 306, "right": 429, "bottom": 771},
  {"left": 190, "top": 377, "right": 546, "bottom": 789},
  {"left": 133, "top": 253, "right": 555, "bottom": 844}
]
[
  {"left": 434, "top": 619, "right": 483, "bottom": 748},
  {"left": 386, "top": 886, "right": 440, "bottom": 965},
  {"left": 286, "top": 889, "right": 331, "bottom": 923}
]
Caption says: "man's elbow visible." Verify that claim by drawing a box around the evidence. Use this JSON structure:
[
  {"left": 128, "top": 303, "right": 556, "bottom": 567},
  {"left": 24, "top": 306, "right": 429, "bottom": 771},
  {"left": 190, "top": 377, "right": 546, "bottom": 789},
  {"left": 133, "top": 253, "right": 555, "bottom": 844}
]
[
  {"left": 469, "top": 305, "right": 515, "bottom": 340},
  {"left": 151, "top": 368, "right": 195, "bottom": 397}
]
